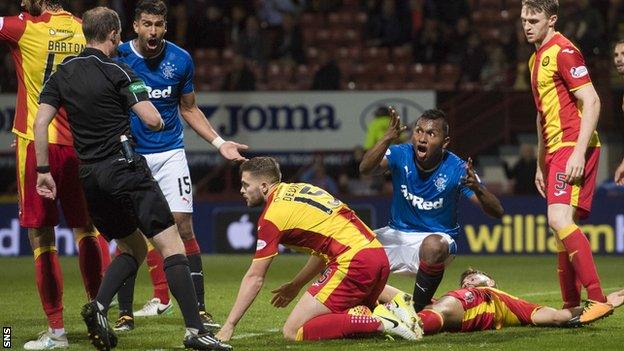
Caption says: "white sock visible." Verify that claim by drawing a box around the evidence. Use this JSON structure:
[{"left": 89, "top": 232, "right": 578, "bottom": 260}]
[{"left": 48, "top": 327, "right": 65, "bottom": 337}]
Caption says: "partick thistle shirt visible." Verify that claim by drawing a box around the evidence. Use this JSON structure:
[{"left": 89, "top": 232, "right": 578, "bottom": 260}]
[
  {"left": 254, "top": 182, "right": 378, "bottom": 262},
  {"left": 0, "top": 11, "right": 85, "bottom": 145},
  {"left": 528, "top": 32, "right": 600, "bottom": 153}
]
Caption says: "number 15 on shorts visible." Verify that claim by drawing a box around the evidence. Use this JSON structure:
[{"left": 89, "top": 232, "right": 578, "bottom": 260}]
[{"left": 178, "top": 176, "right": 191, "bottom": 196}]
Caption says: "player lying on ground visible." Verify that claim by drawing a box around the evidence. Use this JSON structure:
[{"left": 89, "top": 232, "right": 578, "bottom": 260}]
[
  {"left": 215, "top": 157, "right": 424, "bottom": 342},
  {"left": 386, "top": 268, "right": 624, "bottom": 335}
]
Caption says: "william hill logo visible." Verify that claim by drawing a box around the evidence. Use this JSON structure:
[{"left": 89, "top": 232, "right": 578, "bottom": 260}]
[{"left": 464, "top": 214, "right": 624, "bottom": 254}]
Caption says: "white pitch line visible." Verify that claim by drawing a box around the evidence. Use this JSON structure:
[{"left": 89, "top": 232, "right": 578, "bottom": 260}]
[
  {"left": 232, "top": 328, "right": 280, "bottom": 340},
  {"left": 519, "top": 287, "right": 620, "bottom": 298}
]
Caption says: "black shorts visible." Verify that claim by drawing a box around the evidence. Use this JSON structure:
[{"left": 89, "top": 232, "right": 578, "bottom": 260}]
[{"left": 79, "top": 154, "right": 174, "bottom": 240}]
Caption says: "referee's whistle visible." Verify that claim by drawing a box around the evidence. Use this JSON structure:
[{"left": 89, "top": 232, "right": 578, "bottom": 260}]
[{"left": 120, "top": 135, "right": 134, "bottom": 164}]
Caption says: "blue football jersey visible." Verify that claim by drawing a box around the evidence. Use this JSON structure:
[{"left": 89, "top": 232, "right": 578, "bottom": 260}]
[
  {"left": 116, "top": 40, "right": 194, "bottom": 154},
  {"left": 384, "top": 144, "right": 475, "bottom": 235}
]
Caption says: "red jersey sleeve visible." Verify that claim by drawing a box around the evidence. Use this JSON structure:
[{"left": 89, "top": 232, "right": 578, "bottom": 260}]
[
  {"left": 0, "top": 13, "right": 27, "bottom": 43},
  {"left": 557, "top": 46, "right": 592, "bottom": 91},
  {"left": 253, "top": 217, "right": 282, "bottom": 260}
]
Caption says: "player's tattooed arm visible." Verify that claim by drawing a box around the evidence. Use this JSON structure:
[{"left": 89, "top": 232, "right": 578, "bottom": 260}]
[
  {"left": 465, "top": 158, "right": 504, "bottom": 218},
  {"left": 271, "top": 255, "right": 325, "bottom": 308},
  {"left": 360, "top": 106, "right": 405, "bottom": 175}
]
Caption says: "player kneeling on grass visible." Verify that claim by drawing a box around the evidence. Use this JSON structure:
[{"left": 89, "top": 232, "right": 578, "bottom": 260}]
[
  {"left": 215, "top": 157, "right": 423, "bottom": 342},
  {"left": 386, "top": 268, "right": 624, "bottom": 335}
]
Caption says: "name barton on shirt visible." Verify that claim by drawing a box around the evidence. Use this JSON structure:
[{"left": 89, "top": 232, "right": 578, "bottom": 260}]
[{"left": 47, "top": 41, "right": 85, "bottom": 54}]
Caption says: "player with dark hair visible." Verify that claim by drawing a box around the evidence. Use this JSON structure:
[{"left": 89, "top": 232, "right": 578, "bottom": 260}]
[
  {"left": 360, "top": 107, "right": 504, "bottom": 316},
  {"left": 112, "top": 0, "right": 247, "bottom": 331},
  {"left": 1, "top": 1, "right": 111, "bottom": 348},
  {"left": 33, "top": 6, "right": 231, "bottom": 350},
  {"left": 612, "top": 39, "right": 624, "bottom": 185},
  {"left": 388, "top": 268, "right": 624, "bottom": 335},
  {"left": 521, "top": 0, "right": 613, "bottom": 324},
  {"left": 215, "top": 157, "right": 424, "bottom": 342}
]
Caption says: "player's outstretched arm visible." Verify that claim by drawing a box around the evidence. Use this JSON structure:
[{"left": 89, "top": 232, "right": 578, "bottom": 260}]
[
  {"left": 132, "top": 100, "right": 164, "bottom": 131},
  {"left": 614, "top": 159, "right": 624, "bottom": 186},
  {"left": 271, "top": 255, "right": 325, "bottom": 308},
  {"left": 216, "top": 257, "right": 274, "bottom": 342},
  {"left": 531, "top": 306, "right": 580, "bottom": 327},
  {"left": 359, "top": 106, "right": 405, "bottom": 175},
  {"left": 34, "top": 103, "right": 58, "bottom": 200},
  {"left": 179, "top": 92, "right": 248, "bottom": 161},
  {"left": 464, "top": 158, "right": 504, "bottom": 218}
]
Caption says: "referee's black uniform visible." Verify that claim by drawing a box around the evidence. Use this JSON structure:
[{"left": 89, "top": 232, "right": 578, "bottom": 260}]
[{"left": 39, "top": 47, "right": 174, "bottom": 240}]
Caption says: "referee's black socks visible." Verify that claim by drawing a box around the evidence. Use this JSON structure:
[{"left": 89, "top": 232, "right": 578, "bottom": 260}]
[
  {"left": 117, "top": 273, "right": 136, "bottom": 317},
  {"left": 163, "top": 254, "right": 206, "bottom": 333},
  {"left": 187, "top": 254, "right": 205, "bottom": 311},
  {"left": 96, "top": 253, "right": 139, "bottom": 314}
]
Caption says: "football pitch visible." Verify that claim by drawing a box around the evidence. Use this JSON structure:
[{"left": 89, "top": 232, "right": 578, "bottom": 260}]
[{"left": 1, "top": 255, "right": 623, "bottom": 350}]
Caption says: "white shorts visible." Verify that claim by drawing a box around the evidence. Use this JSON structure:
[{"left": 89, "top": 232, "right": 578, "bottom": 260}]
[
  {"left": 374, "top": 226, "right": 456, "bottom": 276},
  {"left": 143, "top": 148, "right": 193, "bottom": 213}
]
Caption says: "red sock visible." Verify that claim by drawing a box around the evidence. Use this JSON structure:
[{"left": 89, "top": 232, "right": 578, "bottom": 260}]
[
  {"left": 183, "top": 238, "right": 201, "bottom": 255},
  {"left": 76, "top": 236, "right": 103, "bottom": 300},
  {"left": 557, "top": 251, "right": 581, "bottom": 308},
  {"left": 34, "top": 248, "right": 64, "bottom": 329},
  {"left": 418, "top": 309, "right": 443, "bottom": 335},
  {"left": 561, "top": 227, "right": 606, "bottom": 302},
  {"left": 299, "top": 313, "right": 381, "bottom": 340},
  {"left": 146, "top": 248, "right": 169, "bottom": 304},
  {"left": 97, "top": 234, "right": 111, "bottom": 272}
]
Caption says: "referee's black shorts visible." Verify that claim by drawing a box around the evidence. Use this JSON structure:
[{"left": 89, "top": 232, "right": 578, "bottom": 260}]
[{"left": 78, "top": 154, "right": 174, "bottom": 240}]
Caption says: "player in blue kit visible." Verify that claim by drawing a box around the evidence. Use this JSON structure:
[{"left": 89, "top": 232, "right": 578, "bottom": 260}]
[
  {"left": 360, "top": 107, "right": 504, "bottom": 314},
  {"left": 112, "top": 0, "right": 248, "bottom": 332}
]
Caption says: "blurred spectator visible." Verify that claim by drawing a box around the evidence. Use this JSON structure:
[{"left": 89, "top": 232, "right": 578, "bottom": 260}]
[
  {"left": 308, "top": 0, "right": 343, "bottom": 12},
  {"left": 257, "top": 0, "right": 305, "bottom": 27},
  {"left": 502, "top": 144, "right": 538, "bottom": 195},
  {"left": 431, "top": 0, "right": 469, "bottom": 28},
  {"left": 458, "top": 32, "right": 486, "bottom": 85},
  {"left": 338, "top": 146, "right": 379, "bottom": 195},
  {"left": 562, "top": 0, "right": 605, "bottom": 56},
  {"left": 412, "top": 19, "right": 447, "bottom": 63},
  {"left": 363, "top": 106, "right": 391, "bottom": 150},
  {"left": 365, "top": 0, "right": 411, "bottom": 47},
  {"left": 187, "top": 4, "right": 227, "bottom": 49},
  {"left": 237, "top": 16, "right": 268, "bottom": 63},
  {"left": 222, "top": 55, "right": 257, "bottom": 91},
  {"left": 273, "top": 13, "right": 305, "bottom": 63},
  {"left": 299, "top": 157, "right": 339, "bottom": 194},
  {"left": 407, "top": 0, "right": 433, "bottom": 39},
  {"left": 445, "top": 16, "right": 471, "bottom": 63},
  {"left": 480, "top": 45, "right": 511, "bottom": 90},
  {"left": 311, "top": 51, "right": 341, "bottom": 90},
  {"left": 227, "top": 5, "right": 248, "bottom": 46}
]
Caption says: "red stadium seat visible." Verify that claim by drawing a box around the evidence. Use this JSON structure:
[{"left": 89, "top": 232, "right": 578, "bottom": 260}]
[
  {"left": 362, "top": 46, "right": 390, "bottom": 63},
  {"left": 392, "top": 46, "right": 412, "bottom": 64},
  {"left": 408, "top": 63, "right": 436, "bottom": 82}
]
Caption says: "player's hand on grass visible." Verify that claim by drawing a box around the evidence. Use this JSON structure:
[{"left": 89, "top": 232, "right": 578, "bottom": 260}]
[
  {"left": 215, "top": 324, "right": 234, "bottom": 342},
  {"left": 463, "top": 157, "right": 481, "bottom": 191},
  {"left": 382, "top": 106, "right": 407, "bottom": 143},
  {"left": 219, "top": 141, "right": 249, "bottom": 162},
  {"left": 564, "top": 149, "right": 585, "bottom": 184},
  {"left": 614, "top": 160, "right": 624, "bottom": 186},
  {"left": 271, "top": 282, "right": 300, "bottom": 308},
  {"left": 607, "top": 289, "right": 624, "bottom": 308},
  {"left": 534, "top": 167, "right": 546, "bottom": 198},
  {"left": 36, "top": 173, "right": 56, "bottom": 200}
]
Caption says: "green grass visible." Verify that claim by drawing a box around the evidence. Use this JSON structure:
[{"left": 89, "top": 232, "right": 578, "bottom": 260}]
[{"left": 1, "top": 255, "right": 623, "bottom": 350}]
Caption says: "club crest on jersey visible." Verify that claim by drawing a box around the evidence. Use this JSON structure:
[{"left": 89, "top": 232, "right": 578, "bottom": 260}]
[
  {"left": 434, "top": 173, "right": 448, "bottom": 192},
  {"left": 161, "top": 62, "right": 176, "bottom": 79},
  {"left": 464, "top": 291, "right": 475, "bottom": 303},
  {"left": 541, "top": 56, "right": 550, "bottom": 66}
]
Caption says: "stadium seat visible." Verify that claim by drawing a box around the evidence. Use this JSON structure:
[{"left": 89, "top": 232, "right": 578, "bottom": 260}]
[
  {"left": 392, "top": 46, "right": 412, "bottom": 64},
  {"left": 362, "top": 46, "right": 390, "bottom": 63}
]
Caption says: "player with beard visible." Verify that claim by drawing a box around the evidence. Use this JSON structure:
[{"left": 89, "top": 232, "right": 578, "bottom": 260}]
[
  {"left": 1, "top": 1, "right": 111, "bottom": 348},
  {"left": 112, "top": 0, "right": 247, "bottom": 332},
  {"left": 359, "top": 107, "right": 504, "bottom": 315}
]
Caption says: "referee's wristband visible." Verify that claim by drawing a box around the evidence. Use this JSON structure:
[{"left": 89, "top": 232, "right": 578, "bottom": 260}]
[
  {"left": 36, "top": 165, "right": 50, "bottom": 174},
  {"left": 211, "top": 136, "right": 226, "bottom": 149}
]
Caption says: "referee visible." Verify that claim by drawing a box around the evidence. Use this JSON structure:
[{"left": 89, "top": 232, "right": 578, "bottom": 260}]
[{"left": 32, "top": 7, "right": 231, "bottom": 351}]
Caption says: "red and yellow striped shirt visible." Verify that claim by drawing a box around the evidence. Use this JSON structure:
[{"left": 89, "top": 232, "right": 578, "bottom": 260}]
[
  {"left": 0, "top": 11, "right": 85, "bottom": 145},
  {"left": 254, "top": 182, "right": 377, "bottom": 262},
  {"left": 528, "top": 32, "right": 600, "bottom": 153}
]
